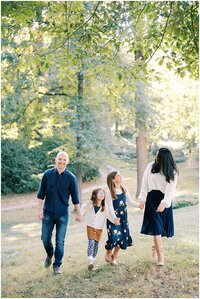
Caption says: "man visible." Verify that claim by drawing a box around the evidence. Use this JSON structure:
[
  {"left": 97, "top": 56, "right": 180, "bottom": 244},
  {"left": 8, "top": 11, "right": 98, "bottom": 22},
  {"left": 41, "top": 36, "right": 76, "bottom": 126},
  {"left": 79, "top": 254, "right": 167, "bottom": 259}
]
[{"left": 37, "top": 151, "right": 81, "bottom": 275}]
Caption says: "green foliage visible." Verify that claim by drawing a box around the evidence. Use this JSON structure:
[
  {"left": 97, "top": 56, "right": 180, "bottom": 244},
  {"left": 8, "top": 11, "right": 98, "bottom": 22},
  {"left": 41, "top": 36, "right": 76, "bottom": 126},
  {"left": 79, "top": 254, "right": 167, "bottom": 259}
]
[
  {"left": 1, "top": 1, "right": 199, "bottom": 195},
  {"left": 29, "top": 136, "right": 65, "bottom": 173},
  {"left": 67, "top": 163, "right": 100, "bottom": 182},
  {"left": 1, "top": 139, "right": 39, "bottom": 194},
  {"left": 173, "top": 201, "right": 194, "bottom": 209}
]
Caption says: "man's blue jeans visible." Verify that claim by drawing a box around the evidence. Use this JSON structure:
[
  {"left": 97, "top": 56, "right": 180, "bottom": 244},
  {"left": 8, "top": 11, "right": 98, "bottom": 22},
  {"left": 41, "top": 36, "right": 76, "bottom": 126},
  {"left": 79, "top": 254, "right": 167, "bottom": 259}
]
[{"left": 41, "top": 212, "right": 68, "bottom": 268}]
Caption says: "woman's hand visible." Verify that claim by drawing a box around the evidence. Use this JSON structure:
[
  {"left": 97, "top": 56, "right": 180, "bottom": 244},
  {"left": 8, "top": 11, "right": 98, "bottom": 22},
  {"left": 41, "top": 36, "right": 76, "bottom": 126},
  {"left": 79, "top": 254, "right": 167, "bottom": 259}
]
[{"left": 156, "top": 203, "right": 166, "bottom": 212}]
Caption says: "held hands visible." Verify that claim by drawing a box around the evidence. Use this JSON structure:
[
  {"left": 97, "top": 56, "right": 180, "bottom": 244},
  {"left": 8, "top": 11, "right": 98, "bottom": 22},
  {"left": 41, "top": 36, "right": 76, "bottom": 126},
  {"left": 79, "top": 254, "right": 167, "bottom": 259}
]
[
  {"left": 114, "top": 218, "right": 120, "bottom": 225},
  {"left": 75, "top": 212, "right": 82, "bottom": 222},
  {"left": 139, "top": 203, "right": 145, "bottom": 210}
]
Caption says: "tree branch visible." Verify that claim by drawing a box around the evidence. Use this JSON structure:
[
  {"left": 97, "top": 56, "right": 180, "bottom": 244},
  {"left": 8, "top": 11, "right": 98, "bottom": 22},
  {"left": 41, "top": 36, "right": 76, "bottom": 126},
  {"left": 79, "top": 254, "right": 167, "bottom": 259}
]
[
  {"left": 38, "top": 91, "right": 69, "bottom": 96},
  {"left": 190, "top": 4, "right": 199, "bottom": 52},
  {"left": 135, "top": 3, "right": 147, "bottom": 27},
  {"left": 38, "top": 2, "right": 101, "bottom": 57},
  {"left": 137, "top": 2, "right": 173, "bottom": 72}
]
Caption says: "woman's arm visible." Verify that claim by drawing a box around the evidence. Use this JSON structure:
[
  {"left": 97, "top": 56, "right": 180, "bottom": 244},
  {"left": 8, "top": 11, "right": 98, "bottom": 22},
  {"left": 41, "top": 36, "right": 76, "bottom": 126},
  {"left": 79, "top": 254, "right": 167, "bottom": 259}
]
[
  {"left": 138, "top": 164, "right": 150, "bottom": 204},
  {"left": 159, "top": 174, "right": 178, "bottom": 209}
]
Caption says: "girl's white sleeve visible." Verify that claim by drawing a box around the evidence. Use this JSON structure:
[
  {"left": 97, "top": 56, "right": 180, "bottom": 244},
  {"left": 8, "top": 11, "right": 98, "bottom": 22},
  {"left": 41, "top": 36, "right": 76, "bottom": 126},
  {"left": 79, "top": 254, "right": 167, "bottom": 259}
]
[
  {"left": 138, "top": 164, "right": 149, "bottom": 204},
  {"left": 104, "top": 205, "right": 115, "bottom": 224},
  {"left": 161, "top": 174, "right": 177, "bottom": 208},
  {"left": 105, "top": 188, "right": 117, "bottom": 221},
  {"left": 80, "top": 200, "right": 93, "bottom": 216},
  {"left": 125, "top": 189, "right": 140, "bottom": 207}
]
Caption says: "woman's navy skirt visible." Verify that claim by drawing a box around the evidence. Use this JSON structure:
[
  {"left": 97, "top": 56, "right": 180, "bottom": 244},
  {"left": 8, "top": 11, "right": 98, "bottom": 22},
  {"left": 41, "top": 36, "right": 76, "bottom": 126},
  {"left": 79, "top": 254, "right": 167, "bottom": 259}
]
[{"left": 140, "top": 190, "right": 174, "bottom": 237}]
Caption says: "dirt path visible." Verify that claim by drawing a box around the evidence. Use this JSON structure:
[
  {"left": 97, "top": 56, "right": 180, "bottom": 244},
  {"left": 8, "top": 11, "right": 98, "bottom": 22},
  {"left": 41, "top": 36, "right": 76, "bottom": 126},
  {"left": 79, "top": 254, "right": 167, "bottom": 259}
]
[
  {"left": 1, "top": 182, "right": 107, "bottom": 211},
  {"left": 1, "top": 166, "right": 114, "bottom": 211}
]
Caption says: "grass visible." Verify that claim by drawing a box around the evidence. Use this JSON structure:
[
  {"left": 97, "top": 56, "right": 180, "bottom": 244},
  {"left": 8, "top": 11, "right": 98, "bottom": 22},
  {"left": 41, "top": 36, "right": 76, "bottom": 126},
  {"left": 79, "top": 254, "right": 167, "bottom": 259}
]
[{"left": 1, "top": 151, "right": 199, "bottom": 298}]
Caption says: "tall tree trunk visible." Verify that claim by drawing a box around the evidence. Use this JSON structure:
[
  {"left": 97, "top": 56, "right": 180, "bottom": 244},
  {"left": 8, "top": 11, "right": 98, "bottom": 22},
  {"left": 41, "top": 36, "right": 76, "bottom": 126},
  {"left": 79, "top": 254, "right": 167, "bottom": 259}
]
[
  {"left": 134, "top": 20, "right": 149, "bottom": 197},
  {"left": 115, "top": 118, "right": 120, "bottom": 137},
  {"left": 135, "top": 81, "right": 149, "bottom": 198},
  {"left": 76, "top": 162, "right": 82, "bottom": 204},
  {"left": 136, "top": 133, "right": 148, "bottom": 197},
  {"left": 76, "top": 70, "right": 84, "bottom": 204}
]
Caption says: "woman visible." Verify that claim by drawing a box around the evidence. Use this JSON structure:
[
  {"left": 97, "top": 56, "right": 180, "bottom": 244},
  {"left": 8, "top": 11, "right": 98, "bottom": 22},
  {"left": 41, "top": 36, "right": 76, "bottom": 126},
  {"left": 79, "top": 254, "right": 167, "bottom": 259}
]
[{"left": 139, "top": 147, "right": 178, "bottom": 266}]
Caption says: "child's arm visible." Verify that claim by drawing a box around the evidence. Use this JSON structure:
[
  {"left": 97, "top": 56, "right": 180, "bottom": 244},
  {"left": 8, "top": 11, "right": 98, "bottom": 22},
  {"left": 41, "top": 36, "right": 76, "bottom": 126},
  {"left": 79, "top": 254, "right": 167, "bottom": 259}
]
[
  {"left": 105, "top": 205, "right": 120, "bottom": 225},
  {"left": 105, "top": 188, "right": 120, "bottom": 225},
  {"left": 80, "top": 200, "right": 93, "bottom": 216}
]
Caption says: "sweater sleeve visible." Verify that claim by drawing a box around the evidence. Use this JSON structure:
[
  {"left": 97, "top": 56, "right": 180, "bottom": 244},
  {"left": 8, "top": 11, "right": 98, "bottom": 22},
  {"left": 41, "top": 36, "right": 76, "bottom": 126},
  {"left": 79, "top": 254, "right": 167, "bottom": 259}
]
[
  {"left": 80, "top": 200, "right": 93, "bottom": 216},
  {"left": 105, "top": 188, "right": 117, "bottom": 221},
  {"left": 125, "top": 189, "right": 140, "bottom": 207},
  {"left": 104, "top": 205, "right": 115, "bottom": 224},
  {"left": 138, "top": 164, "right": 150, "bottom": 204},
  {"left": 161, "top": 174, "right": 177, "bottom": 208}
]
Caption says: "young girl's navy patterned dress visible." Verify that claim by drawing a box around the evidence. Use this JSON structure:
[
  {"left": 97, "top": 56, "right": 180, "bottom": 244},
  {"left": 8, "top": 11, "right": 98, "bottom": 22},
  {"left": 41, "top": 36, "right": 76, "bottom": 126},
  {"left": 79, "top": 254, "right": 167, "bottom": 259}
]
[
  {"left": 141, "top": 190, "right": 174, "bottom": 237},
  {"left": 105, "top": 193, "right": 133, "bottom": 250}
]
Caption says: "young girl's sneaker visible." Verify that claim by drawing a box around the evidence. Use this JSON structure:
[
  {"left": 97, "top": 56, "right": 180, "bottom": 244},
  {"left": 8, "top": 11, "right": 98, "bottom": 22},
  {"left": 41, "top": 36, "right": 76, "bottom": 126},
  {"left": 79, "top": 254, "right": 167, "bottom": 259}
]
[{"left": 88, "top": 263, "right": 94, "bottom": 270}]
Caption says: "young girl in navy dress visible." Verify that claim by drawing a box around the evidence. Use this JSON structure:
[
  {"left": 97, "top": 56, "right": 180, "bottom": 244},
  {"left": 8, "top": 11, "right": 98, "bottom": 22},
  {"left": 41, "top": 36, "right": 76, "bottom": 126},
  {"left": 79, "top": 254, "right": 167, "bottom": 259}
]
[
  {"left": 105, "top": 171, "right": 139, "bottom": 266},
  {"left": 81, "top": 188, "right": 117, "bottom": 270},
  {"left": 139, "top": 148, "right": 178, "bottom": 266}
]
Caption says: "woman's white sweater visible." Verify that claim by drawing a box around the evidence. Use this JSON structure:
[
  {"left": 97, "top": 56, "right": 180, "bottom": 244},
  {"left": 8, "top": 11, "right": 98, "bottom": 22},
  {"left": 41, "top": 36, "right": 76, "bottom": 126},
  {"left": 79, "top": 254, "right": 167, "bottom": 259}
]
[{"left": 138, "top": 162, "right": 177, "bottom": 208}]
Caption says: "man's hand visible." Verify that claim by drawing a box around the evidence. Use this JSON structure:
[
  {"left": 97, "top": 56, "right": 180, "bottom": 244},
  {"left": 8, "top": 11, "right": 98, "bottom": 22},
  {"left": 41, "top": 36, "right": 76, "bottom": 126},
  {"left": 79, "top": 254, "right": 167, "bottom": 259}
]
[
  {"left": 114, "top": 218, "right": 120, "bottom": 225},
  {"left": 38, "top": 208, "right": 43, "bottom": 220},
  {"left": 75, "top": 212, "right": 82, "bottom": 222}
]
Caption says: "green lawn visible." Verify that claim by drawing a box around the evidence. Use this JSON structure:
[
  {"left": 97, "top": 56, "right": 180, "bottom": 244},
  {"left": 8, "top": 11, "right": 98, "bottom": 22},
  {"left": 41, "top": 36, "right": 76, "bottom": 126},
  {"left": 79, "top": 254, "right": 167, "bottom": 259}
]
[{"left": 1, "top": 152, "right": 199, "bottom": 298}]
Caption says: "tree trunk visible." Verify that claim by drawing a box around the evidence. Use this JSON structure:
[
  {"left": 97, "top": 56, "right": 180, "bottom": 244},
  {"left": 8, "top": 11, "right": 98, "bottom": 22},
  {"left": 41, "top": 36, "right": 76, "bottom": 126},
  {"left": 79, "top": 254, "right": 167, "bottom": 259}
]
[
  {"left": 134, "top": 20, "right": 148, "bottom": 198},
  {"left": 76, "top": 70, "right": 84, "bottom": 204},
  {"left": 136, "top": 134, "right": 148, "bottom": 197},
  {"left": 76, "top": 162, "right": 82, "bottom": 204},
  {"left": 135, "top": 81, "right": 149, "bottom": 198}
]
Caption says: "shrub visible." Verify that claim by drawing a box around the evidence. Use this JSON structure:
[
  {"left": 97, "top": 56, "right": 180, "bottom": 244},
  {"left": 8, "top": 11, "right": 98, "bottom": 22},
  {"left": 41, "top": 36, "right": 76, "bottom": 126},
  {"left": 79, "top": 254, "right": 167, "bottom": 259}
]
[
  {"left": 1, "top": 139, "right": 39, "bottom": 194},
  {"left": 29, "top": 136, "right": 64, "bottom": 173},
  {"left": 67, "top": 163, "right": 100, "bottom": 182},
  {"left": 173, "top": 201, "right": 194, "bottom": 209}
]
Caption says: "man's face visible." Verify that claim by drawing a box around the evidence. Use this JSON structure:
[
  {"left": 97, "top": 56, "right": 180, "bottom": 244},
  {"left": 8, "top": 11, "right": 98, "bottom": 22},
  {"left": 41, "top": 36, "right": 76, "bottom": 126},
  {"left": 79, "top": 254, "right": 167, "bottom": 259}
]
[{"left": 56, "top": 153, "right": 68, "bottom": 172}]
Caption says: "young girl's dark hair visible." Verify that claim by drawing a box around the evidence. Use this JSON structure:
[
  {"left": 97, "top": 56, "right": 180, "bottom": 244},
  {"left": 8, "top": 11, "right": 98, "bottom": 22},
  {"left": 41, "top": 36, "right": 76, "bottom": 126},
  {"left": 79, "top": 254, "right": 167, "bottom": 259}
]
[
  {"left": 90, "top": 188, "right": 105, "bottom": 211},
  {"left": 107, "top": 171, "right": 126, "bottom": 199},
  {"left": 151, "top": 147, "right": 178, "bottom": 183}
]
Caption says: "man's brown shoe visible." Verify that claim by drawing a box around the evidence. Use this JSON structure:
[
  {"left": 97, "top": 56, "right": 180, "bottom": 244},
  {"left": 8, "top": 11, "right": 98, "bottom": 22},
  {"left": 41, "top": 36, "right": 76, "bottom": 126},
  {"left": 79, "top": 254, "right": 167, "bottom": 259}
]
[
  {"left": 44, "top": 256, "right": 52, "bottom": 268},
  {"left": 53, "top": 266, "right": 62, "bottom": 275}
]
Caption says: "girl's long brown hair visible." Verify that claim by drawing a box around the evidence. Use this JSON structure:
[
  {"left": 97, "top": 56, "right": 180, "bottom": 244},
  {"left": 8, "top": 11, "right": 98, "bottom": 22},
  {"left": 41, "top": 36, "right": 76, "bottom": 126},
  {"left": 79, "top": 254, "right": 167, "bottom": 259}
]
[
  {"left": 90, "top": 188, "right": 105, "bottom": 211},
  {"left": 107, "top": 171, "right": 126, "bottom": 199}
]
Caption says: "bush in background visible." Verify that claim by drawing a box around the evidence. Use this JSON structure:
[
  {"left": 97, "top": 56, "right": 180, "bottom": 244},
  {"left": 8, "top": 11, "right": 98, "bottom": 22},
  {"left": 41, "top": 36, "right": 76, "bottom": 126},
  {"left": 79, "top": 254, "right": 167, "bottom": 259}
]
[
  {"left": 67, "top": 163, "right": 100, "bottom": 182},
  {"left": 2, "top": 137, "right": 100, "bottom": 194},
  {"left": 1, "top": 139, "right": 39, "bottom": 194}
]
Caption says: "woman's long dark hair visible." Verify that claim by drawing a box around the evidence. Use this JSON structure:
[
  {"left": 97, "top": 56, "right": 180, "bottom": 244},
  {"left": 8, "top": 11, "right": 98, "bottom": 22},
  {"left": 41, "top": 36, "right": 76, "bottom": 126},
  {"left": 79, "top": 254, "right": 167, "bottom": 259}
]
[
  {"left": 90, "top": 188, "right": 105, "bottom": 211},
  {"left": 107, "top": 171, "right": 126, "bottom": 199},
  {"left": 151, "top": 148, "right": 178, "bottom": 182}
]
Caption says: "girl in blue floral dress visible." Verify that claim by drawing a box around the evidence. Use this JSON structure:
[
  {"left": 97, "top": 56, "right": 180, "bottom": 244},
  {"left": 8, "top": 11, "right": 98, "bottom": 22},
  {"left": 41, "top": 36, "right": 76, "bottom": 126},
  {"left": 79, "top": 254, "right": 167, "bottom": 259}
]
[{"left": 105, "top": 171, "right": 139, "bottom": 265}]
